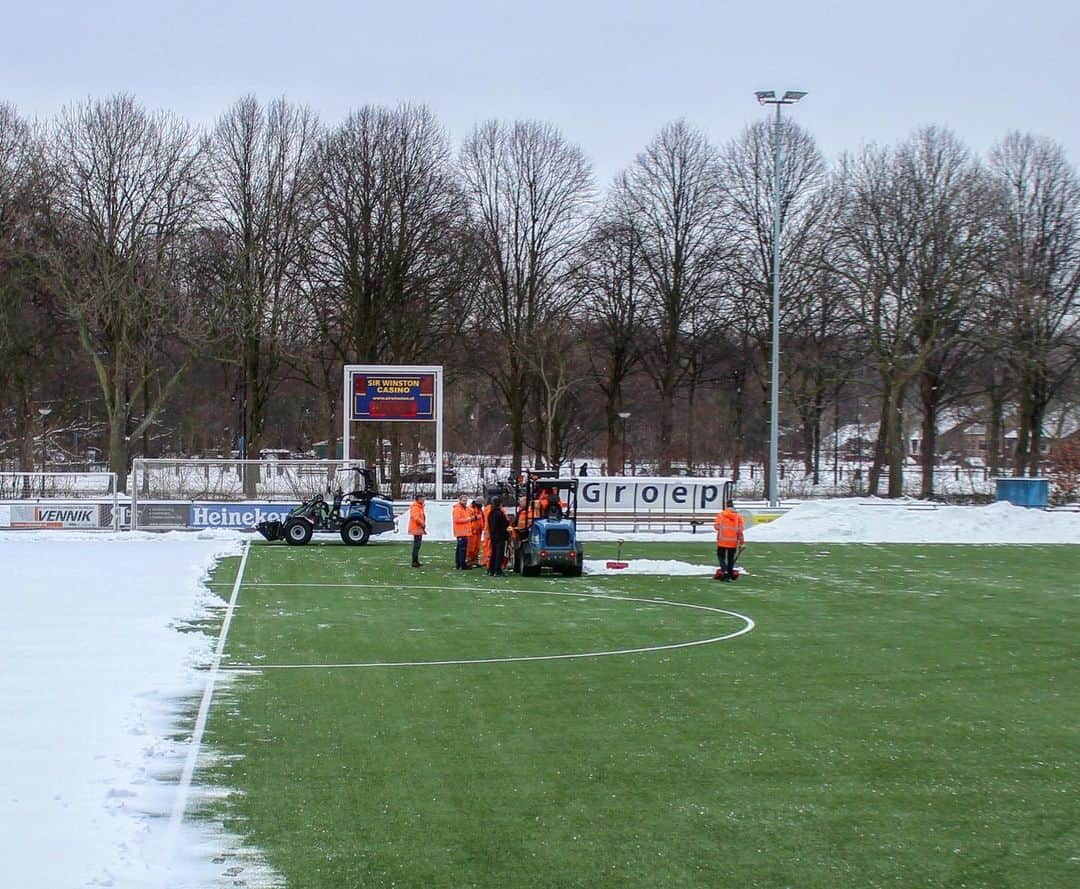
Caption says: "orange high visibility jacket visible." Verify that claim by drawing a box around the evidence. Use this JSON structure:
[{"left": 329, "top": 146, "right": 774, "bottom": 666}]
[
  {"left": 469, "top": 505, "right": 484, "bottom": 536},
  {"left": 452, "top": 502, "right": 471, "bottom": 537},
  {"left": 714, "top": 508, "right": 745, "bottom": 548},
  {"left": 409, "top": 500, "right": 426, "bottom": 536}
]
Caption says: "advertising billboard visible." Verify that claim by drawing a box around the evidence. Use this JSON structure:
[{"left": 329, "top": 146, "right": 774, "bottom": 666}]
[
  {"left": 5, "top": 503, "right": 104, "bottom": 529},
  {"left": 578, "top": 479, "right": 727, "bottom": 515},
  {"left": 188, "top": 502, "right": 299, "bottom": 530},
  {"left": 350, "top": 372, "right": 437, "bottom": 422}
]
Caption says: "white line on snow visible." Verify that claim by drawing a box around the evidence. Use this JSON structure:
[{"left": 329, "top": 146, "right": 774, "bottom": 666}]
[
  {"left": 222, "top": 582, "right": 755, "bottom": 669},
  {"left": 163, "top": 540, "right": 250, "bottom": 877}
]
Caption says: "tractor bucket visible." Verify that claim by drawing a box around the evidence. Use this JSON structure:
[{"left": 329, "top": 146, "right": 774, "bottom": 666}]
[{"left": 256, "top": 519, "right": 284, "bottom": 542}]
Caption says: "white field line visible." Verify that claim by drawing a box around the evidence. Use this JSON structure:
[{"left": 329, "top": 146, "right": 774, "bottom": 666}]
[
  {"left": 163, "top": 541, "right": 250, "bottom": 870},
  {"left": 209, "top": 581, "right": 755, "bottom": 670}
]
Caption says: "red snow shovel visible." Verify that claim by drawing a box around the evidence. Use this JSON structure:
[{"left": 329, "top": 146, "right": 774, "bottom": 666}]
[{"left": 606, "top": 539, "right": 629, "bottom": 570}]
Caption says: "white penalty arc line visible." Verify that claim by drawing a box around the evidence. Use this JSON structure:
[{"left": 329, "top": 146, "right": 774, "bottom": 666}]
[
  {"left": 164, "top": 541, "right": 250, "bottom": 862},
  {"left": 220, "top": 581, "right": 755, "bottom": 670}
]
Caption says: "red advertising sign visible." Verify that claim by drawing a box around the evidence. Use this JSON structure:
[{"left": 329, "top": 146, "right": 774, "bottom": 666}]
[{"left": 351, "top": 372, "right": 437, "bottom": 422}]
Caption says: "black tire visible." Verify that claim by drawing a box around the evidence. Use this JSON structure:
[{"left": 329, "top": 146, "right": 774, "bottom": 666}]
[
  {"left": 522, "top": 562, "right": 541, "bottom": 577},
  {"left": 340, "top": 519, "right": 371, "bottom": 546},
  {"left": 512, "top": 546, "right": 523, "bottom": 574},
  {"left": 283, "top": 518, "right": 313, "bottom": 546},
  {"left": 565, "top": 563, "right": 583, "bottom": 578}
]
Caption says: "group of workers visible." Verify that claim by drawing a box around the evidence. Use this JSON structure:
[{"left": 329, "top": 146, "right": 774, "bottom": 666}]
[
  {"left": 408, "top": 486, "right": 569, "bottom": 576},
  {"left": 450, "top": 493, "right": 511, "bottom": 575},
  {"left": 409, "top": 489, "right": 747, "bottom": 580},
  {"left": 408, "top": 492, "right": 519, "bottom": 575}
]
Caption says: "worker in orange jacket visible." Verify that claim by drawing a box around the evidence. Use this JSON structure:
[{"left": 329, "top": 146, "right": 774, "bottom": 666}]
[
  {"left": 466, "top": 499, "right": 484, "bottom": 568},
  {"left": 482, "top": 497, "right": 511, "bottom": 570},
  {"left": 452, "top": 494, "right": 471, "bottom": 569},
  {"left": 714, "top": 500, "right": 745, "bottom": 581},
  {"left": 408, "top": 493, "right": 427, "bottom": 567}
]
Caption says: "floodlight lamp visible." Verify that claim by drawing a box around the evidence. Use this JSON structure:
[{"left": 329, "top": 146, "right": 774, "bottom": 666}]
[
  {"left": 754, "top": 90, "right": 776, "bottom": 103},
  {"left": 782, "top": 90, "right": 808, "bottom": 102}
]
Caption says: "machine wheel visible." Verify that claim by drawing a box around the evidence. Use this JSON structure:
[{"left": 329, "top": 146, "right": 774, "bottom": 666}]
[
  {"left": 565, "top": 563, "right": 583, "bottom": 577},
  {"left": 340, "top": 519, "right": 371, "bottom": 546},
  {"left": 283, "top": 518, "right": 313, "bottom": 546},
  {"left": 522, "top": 562, "right": 541, "bottom": 577}
]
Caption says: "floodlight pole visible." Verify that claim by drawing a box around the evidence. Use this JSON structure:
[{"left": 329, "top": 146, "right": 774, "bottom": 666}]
[{"left": 755, "top": 89, "right": 807, "bottom": 507}]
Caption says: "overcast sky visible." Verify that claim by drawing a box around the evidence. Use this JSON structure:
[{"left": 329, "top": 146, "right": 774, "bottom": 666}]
[{"left": 5, "top": 0, "right": 1077, "bottom": 186}]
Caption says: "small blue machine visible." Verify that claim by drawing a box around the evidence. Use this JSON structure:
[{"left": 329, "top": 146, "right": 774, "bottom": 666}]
[{"left": 257, "top": 466, "right": 396, "bottom": 545}]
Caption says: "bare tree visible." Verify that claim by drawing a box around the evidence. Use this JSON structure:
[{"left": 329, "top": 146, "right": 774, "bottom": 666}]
[
  {"left": 460, "top": 119, "right": 594, "bottom": 477},
  {"left": 211, "top": 96, "right": 320, "bottom": 482},
  {"left": 575, "top": 209, "right": 646, "bottom": 472},
  {"left": 831, "top": 128, "right": 992, "bottom": 497},
  {"left": 987, "top": 132, "right": 1080, "bottom": 476},
  {"left": 613, "top": 120, "right": 727, "bottom": 474},
  {"left": 0, "top": 103, "right": 56, "bottom": 471},
  {"left": 46, "top": 95, "right": 209, "bottom": 487},
  {"left": 304, "top": 103, "right": 471, "bottom": 486}
]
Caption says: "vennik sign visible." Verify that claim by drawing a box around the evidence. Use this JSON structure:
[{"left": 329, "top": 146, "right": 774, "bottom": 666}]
[{"left": 4, "top": 503, "right": 103, "bottom": 529}]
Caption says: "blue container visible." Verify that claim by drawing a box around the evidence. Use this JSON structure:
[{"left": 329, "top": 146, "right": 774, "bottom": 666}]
[{"left": 995, "top": 477, "right": 1050, "bottom": 508}]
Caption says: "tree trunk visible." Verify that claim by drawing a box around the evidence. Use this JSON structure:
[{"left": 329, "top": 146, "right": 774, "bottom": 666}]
[
  {"left": 869, "top": 397, "right": 889, "bottom": 495},
  {"left": 987, "top": 370, "right": 1005, "bottom": 478},
  {"left": 801, "top": 408, "right": 815, "bottom": 476},
  {"left": 686, "top": 381, "right": 696, "bottom": 474},
  {"left": 509, "top": 391, "right": 525, "bottom": 479},
  {"left": 108, "top": 414, "right": 129, "bottom": 492},
  {"left": 1013, "top": 383, "right": 1033, "bottom": 477},
  {"left": 919, "top": 370, "right": 939, "bottom": 499},
  {"left": 886, "top": 385, "right": 906, "bottom": 498},
  {"left": 389, "top": 430, "right": 402, "bottom": 499},
  {"left": 658, "top": 368, "right": 676, "bottom": 475},
  {"left": 16, "top": 387, "right": 33, "bottom": 472},
  {"left": 812, "top": 389, "right": 823, "bottom": 486}
]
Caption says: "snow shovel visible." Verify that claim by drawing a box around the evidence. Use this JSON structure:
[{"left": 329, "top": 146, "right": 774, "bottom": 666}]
[
  {"left": 730, "top": 545, "right": 745, "bottom": 580},
  {"left": 606, "top": 539, "right": 629, "bottom": 570}
]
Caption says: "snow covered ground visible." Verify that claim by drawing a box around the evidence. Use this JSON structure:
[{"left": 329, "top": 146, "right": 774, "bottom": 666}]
[{"left": 1, "top": 499, "right": 1077, "bottom": 888}]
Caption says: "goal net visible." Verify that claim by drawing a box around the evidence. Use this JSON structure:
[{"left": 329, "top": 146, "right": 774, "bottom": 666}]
[
  {"left": 0, "top": 471, "right": 118, "bottom": 501},
  {"left": 130, "top": 459, "right": 360, "bottom": 504}
]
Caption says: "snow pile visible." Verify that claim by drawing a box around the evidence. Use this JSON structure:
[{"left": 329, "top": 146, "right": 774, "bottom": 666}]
[
  {"left": 0, "top": 532, "right": 280, "bottom": 889},
  {"left": 583, "top": 558, "right": 713, "bottom": 576},
  {"left": 746, "top": 498, "right": 1080, "bottom": 544}
]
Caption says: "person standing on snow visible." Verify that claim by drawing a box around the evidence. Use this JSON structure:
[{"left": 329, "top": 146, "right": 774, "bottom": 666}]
[
  {"left": 714, "top": 500, "right": 745, "bottom": 581},
  {"left": 452, "top": 494, "right": 471, "bottom": 569},
  {"left": 409, "top": 493, "right": 427, "bottom": 567}
]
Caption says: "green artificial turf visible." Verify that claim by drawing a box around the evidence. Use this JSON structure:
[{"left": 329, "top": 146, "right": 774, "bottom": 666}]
[{"left": 198, "top": 540, "right": 1079, "bottom": 888}]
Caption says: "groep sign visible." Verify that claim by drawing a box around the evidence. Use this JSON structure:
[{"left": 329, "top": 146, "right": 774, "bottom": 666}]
[{"left": 578, "top": 477, "right": 732, "bottom": 515}]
